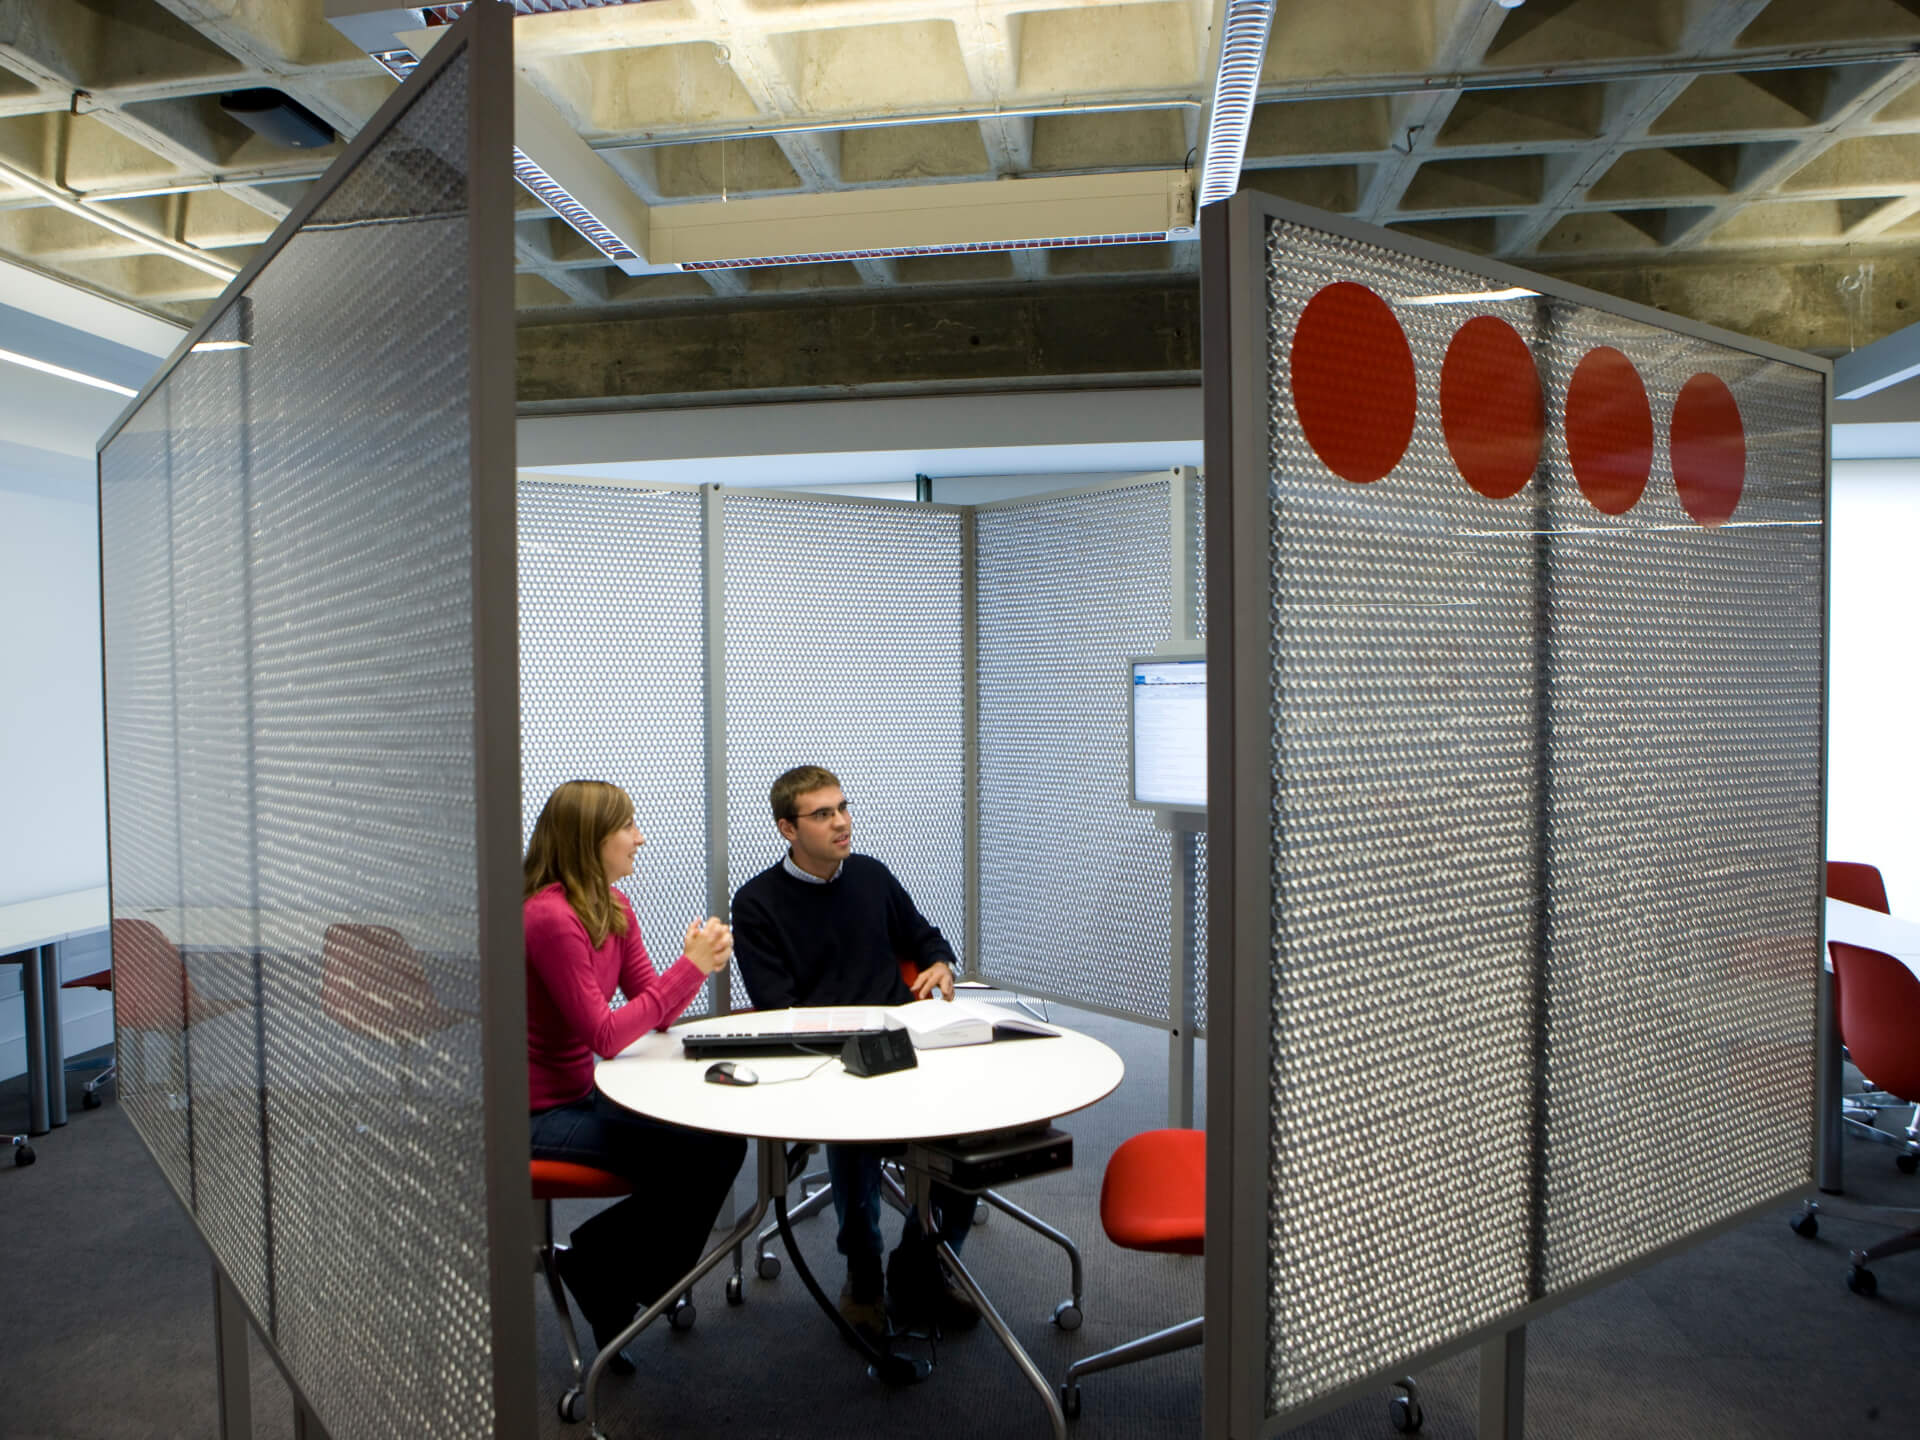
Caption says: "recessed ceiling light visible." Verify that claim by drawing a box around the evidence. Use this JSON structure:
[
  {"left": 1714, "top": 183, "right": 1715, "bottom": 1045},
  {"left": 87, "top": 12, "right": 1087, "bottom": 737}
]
[{"left": 0, "top": 345, "right": 137, "bottom": 397}]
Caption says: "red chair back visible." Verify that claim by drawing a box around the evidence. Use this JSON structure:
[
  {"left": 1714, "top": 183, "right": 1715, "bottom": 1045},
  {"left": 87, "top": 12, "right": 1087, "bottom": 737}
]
[
  {"left": 111, "top": 917, "right": 188, "bottom": 1031},
  {"left": 1100, "top": 1128, "right": 1205, "bottom": 1256},
  {"left": 531, "top": 1158, "right": 633, "bottom": 1201},
  {"left": 1828, "top": 862, "right": 1890, "bottom": 914},
  {"left": 321, "top": 924, "right": 440, "bottom": 1043},
  {"left": 1830, "top": 941, "right": 1920, "bottom": 1103}
]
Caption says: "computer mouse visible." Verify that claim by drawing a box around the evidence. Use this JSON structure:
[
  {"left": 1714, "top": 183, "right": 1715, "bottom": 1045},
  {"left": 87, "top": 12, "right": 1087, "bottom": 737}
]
[{"left": 704, "top": 1060, "right": 758, "bottom": 1087}]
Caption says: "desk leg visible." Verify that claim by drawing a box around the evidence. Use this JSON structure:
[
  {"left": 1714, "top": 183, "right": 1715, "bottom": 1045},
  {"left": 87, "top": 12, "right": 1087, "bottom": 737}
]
[
  {"left": 19, "top": 949, "right": 49, "bottom": 1136},
  {"left": 41, "top": 945, "right": 66, "bottom": 1128},
  {"left": 907, "top": 1161, "right": 1067, "bottom": 1440},
  {"left": 582, "top": 1137, "right": 777, "bottom": 1440},
  {"left": 1818, "top": 966, "right": 1844, "bottom": 1194}
]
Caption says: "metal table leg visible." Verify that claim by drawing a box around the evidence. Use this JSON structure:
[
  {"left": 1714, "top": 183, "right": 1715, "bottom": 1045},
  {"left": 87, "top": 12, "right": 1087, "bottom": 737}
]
[
  {"left": 907, "top": 1156, "right": 1067, "bottom": 1440},
  {"left": 17, "top": 949, "right": 50, "bottom": 1136},
  {"left": 41, "top": 944, "right": 66, "bottom": 1128},
  {"left": 1818, "top": 964, "right": 1844, "bottom": 1194},
  {"left": 582, "top": 1137, "right": 779, "bottom": 1439}
]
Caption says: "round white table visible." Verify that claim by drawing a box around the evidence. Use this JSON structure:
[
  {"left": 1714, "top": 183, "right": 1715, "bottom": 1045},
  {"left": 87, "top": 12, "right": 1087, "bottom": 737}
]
[{"left": 588, "top": 1008, "right": 1125, "bottom": 1439}]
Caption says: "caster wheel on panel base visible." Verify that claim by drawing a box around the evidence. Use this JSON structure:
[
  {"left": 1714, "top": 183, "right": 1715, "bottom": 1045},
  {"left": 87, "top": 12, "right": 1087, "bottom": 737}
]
[
  {"left": 1059, "top": 1383, "right": 1081, "bottom": 1421},
  {"left": 756, "top": 1253, "right": 781, "bottom": 1281},
  {"left": 11, "top": 1142, "right": 32, "bottom": 1167},
  {"left": 1848, "top": 1264, "right": 1879, "bottom": 1297},
  {"left": 1389, "top": 1394, "right": 1424, "bottom": 1433},
  {"left": 558, "top": 1388, "right": 585, "bottom": 1424},
  {"left": 82, "top": 1089, "right": 102, "bottom": 1110},
  {"left": 725, "top": 1273, "right": 744, "bottom": 1306},
  {"left": 1052, "top": 1300, "right": 1082, "bottom": 1331},
  {"left": 1790, "top": 1210, "right": 1819, "bottom": 1239},
  {"left": 1896, "top": 1152, "right": 1918, "bottom": 1175},
  {"left": 668, "top": 1295, "right": 697, "bottom": 1331}
]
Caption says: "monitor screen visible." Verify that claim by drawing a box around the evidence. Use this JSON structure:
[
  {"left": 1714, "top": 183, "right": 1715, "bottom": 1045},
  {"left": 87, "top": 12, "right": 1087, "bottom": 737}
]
[{"left": 1132, "top": 658, "right": 1206, "bottom": 810}]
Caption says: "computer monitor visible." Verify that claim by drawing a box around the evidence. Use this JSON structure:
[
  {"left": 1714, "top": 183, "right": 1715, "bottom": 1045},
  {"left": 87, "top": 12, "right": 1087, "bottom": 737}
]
[{"left": 1129, "top": 655, "right": 1206, "bottom": 812}]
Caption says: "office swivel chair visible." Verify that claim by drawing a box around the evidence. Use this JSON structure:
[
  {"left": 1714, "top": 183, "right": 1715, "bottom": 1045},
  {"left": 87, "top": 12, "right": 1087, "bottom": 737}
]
[
  {"left": 110, "top": 917, "right": 247, "bottom": 1106},
  {"left": 1823, "top": 863, "right": 1916, "bottom": 1167},
  {"left": 319, "top": 923, "right": 470, "bottom": 1121},
  {"left": 1795, "top": 942, "right": 1920, "bottom": 1294},
  {"left": 60, "top": 967, "right": 115, "bottom": 1108},
  {"left": 1827, "top": 861, "right": 1890, "bottom": 914}
]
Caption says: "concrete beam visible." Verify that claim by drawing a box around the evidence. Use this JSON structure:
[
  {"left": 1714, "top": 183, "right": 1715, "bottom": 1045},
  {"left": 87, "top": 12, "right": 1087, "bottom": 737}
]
[{"left": 516, "top": 280, "right": 1201, "bottom": 410}]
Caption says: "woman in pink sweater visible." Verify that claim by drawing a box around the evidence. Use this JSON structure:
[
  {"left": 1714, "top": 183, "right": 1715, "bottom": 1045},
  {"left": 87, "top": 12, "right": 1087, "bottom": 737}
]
[{"left": 525, "top": 779, "right": 745, "bottom": 1370}]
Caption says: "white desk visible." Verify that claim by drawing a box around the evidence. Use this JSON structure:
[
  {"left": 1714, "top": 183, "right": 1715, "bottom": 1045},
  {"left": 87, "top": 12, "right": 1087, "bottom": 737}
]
[
  {"left": 592, "top": 1009, "right": 1125, "bottom": 1440},
  {"left": 1, "top": 887, "right": 110, "bottom": 1139},
  {"left": 1818, "top": 897, "right": 1920, "bottom": 1192}
]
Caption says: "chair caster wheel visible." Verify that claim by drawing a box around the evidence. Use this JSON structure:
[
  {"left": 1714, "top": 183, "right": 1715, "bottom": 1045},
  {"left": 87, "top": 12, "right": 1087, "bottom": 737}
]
[
  {"left": 974, "top": 1199, "right": 989, "bottom": 1225},
  {"left": 82, "top": 1090, "right": 102, "bottom": 1110},
  {"left": 1052, "top": 1300, "right": 1082, "bottom": 1331},
  {"left": 1060, "top": 1383, "right": 1081, "bottom": 1420},
  {"left": 756, "top": 1253, "right": 781, "bottom": 1280},
  {"left": 12, "top": 1143, "right": 33, "bottom": 1167},
  {"left": 725, "top": 1274, "right": 744, "bottom": 1306},
  {"left": 1790, "top": 1211, "right": 1818, "bottom": 1239},
  {"left": 558, "top": 1388, "right": 585, "bottom": 1423},
  {"left": 1847, "top": 1265, "right": 1878, "bottom": 1297},
  {"left": 1389, "top": 1394, "right": 1424, "bottom": 1432},
  {"left": 1897, "top": 1152, "right": 1918, "bottom": 1175},
  {"left": 668, "top": 1295, "right": 697, "bottom": 1331}
]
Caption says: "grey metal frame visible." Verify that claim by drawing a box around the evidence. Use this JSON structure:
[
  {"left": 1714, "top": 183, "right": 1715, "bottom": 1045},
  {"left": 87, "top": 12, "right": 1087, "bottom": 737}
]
[
  {"left": 92, "top": 5, "right": 536, "bottom": 1435},
  {"left": 1200, "top": 190, "right": 1831, "bottom": 1440}
]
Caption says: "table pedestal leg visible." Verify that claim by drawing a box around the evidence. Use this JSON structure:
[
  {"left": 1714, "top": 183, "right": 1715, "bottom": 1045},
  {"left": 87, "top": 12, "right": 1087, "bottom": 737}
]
[
  {"left": 19, "top": 949, "right": 49, "bottom": 1136},
  {"left": 1817, "top": 965, "right": 1844, "bottom": 1194},
  {"left": 41, "top": 944, "right": 66, "bottom": 1129}
]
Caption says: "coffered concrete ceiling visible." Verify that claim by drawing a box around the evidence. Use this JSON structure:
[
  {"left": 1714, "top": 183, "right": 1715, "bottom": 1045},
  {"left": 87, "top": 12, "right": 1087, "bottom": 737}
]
[{"left": 4, "top": 0, "right": 1920, "bottom": 367}]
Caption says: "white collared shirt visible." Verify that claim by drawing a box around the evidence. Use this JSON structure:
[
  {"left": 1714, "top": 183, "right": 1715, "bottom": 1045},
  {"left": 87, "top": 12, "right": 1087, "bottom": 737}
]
[{"left": 782, "top": 850, "right": 843, "bottom": 885}]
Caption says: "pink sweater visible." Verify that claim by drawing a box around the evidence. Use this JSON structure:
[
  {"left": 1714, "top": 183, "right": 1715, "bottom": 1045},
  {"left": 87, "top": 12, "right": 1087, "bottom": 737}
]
[{"left": 524, "top": 883, "right": 706, "bottom": 1111}]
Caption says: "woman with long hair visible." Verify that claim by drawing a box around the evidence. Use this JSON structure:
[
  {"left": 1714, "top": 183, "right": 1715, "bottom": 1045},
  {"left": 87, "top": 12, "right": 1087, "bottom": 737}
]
[{"left": 524, "top": 779, "right": 745, "bottom": 1369}]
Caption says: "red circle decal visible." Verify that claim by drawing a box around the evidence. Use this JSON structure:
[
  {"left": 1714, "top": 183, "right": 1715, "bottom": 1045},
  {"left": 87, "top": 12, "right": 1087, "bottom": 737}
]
[
  {"left": 1290, "top": 282, "right": 1416, "bottom": 485},
  {"left": 1670, "top": 372, "right": 1745, "bottom": 527},
  {"left": 1564, "top": 347, "right": 1653, "bottom": 515},
  {"left": 1439, "top": 316, "right": 1543, "bottom": 500}
]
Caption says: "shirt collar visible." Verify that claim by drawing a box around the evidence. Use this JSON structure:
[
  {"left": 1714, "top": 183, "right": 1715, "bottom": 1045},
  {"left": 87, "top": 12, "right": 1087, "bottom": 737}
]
[{"left": 783, "top": 851, "right": 843, "bottom": 885}]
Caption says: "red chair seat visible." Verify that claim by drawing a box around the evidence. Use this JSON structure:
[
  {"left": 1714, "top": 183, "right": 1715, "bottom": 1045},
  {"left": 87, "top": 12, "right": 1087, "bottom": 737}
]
[
  {"left": 1100, "top": 1129, "right": 1205, "bottom": 1255},
  {"left": 1831, "top": 942, "right": 1920, "bottom": 1102},
  {"left": 1828, "top": 862, "right": 1890, "bottom": 914},
  {"left": 531, "top": 1158, "right": 633, "bottom": 1201},
  {"left": 61, "top": 969, "right": 113, "bottom": 991}
]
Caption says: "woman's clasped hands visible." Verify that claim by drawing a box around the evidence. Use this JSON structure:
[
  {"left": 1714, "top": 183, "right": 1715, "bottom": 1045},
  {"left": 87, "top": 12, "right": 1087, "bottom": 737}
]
[{"left": 682, "top": 916, "right": 733, "bottom": 974}]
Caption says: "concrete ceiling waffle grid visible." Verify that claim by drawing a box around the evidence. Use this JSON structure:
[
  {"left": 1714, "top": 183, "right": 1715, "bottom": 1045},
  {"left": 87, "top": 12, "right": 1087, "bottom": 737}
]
[{"left": 0, "top": 0, "right": 1916, "bottom": 355}]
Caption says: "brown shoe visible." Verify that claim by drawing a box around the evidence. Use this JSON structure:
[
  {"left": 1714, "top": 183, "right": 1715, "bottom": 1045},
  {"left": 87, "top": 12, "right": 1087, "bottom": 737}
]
[{"left": 837, "top": 1279, "right": 890, "bottom": 1347}]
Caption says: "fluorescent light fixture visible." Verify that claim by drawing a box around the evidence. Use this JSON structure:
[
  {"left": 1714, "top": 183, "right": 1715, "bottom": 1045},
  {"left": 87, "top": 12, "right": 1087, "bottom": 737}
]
[
  {"left": 190, "top": 338, "right": 250, "bottom": 352},
  {"left": 1197, "top": 0, "right": 1277, "bottom": 209},
  {"left": 1401, "top": 286, "right": 1541, "bottom": 306},
  {"left": 513, "top": 149, "right": 640, "bottom": 264},
  {"left": 0, "top": 345, "right": 138, "bottom": 397},
  {"left": 678, "top": 232, "right": 1169, "bottom": 271}
]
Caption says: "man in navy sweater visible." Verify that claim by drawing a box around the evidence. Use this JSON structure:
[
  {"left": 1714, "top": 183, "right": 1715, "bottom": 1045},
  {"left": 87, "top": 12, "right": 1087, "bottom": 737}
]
[{"left": 731, "top": 764, "right": 976, "bottom": 1344}]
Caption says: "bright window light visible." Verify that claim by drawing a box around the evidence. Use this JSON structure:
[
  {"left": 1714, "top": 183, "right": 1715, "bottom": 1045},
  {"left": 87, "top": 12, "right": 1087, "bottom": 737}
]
[
  {"left": 1401, "top": 286, "right": 1541, "bottom": 306},
  {"left": 0, "top": 345, "right": 137, "bottom": 397}
]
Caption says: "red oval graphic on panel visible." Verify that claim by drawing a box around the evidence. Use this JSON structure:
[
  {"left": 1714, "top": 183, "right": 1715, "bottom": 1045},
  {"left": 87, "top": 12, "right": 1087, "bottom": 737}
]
[
  {"left": 1439, "top": 315, "right": 1543, "bottom": 500},
  {"left": 1290, "top": 282, "right": 1417, "bottom": 485},
  {"left": 1671, "top": 372, "right": 1745, "bottom": 528},
  {"left": 1564, "top": 347, "right": 1653, "bottom": 516}
]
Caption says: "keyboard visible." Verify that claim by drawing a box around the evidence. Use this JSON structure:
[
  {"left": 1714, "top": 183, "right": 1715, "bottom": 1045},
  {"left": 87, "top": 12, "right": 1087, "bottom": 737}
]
[{"left": 681, "top": 1028, "right": 883, "bottom": 1059}]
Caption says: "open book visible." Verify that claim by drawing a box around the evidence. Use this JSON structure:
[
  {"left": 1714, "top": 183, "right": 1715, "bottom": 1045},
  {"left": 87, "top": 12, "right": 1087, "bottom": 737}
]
[{"left": 890, "top": 996, "right": 1059, "bottom": 1049}]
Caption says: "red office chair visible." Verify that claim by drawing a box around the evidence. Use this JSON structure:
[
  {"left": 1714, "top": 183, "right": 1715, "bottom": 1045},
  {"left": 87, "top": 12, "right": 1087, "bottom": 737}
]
[
  {"left": 1799, "top": 943, "right": 1920, "bottom": 1293},
  {"left": 1828, "top": 861, "right": 1890, "bottom": 914},
  {"left": 320, "top": 924, "right": 467, "bottom": 1046},
  {"left": 532, "top": 1158, "right": 636, "bottom": 1423},
  {"left": 1059, "top": 1129, "right": 1205, "bottom": 1419},
  {"left": 107, "top": 918, "right": 248, "bottom": 1111},
  {"left": 60, "top": 968, "right": 115, "bottom": 1109}
]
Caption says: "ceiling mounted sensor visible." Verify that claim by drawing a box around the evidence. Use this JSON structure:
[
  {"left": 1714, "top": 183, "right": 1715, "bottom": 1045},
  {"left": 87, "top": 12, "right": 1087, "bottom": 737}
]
[{"left": 219, "top": 89, "right": 336, "bottom": 149}]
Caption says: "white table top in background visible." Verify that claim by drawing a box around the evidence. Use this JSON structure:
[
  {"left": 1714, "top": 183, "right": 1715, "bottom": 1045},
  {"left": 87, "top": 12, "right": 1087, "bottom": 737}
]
[
  {"left": 0, "top": 887, "right": 110, "bottom": 956},
  {"left": 596, "top": 1007, "right": 1125, "bottom": 1144},
  {"left": 1825, "top": 896, "right": 1920, "bottom": 977}
]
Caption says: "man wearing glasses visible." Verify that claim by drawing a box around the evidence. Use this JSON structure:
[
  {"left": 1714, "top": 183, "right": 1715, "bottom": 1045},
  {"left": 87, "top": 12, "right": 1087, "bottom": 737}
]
[{"left": 731, "top": 764, "right": 973, "bottom": 1346}]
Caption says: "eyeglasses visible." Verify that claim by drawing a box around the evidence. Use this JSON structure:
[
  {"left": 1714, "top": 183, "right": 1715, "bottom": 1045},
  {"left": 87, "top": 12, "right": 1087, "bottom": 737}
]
[{"left": 791, "top": 799, "right": 851, "bottom": 825}]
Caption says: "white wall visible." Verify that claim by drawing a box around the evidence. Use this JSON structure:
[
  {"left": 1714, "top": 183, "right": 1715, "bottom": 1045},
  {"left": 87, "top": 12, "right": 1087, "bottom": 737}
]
[{"left": 1829, "top": 458, "right": 1920, "bottom": 913}]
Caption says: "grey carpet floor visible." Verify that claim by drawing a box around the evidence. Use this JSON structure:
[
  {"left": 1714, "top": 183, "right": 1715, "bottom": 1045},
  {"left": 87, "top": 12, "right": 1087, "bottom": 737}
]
[{"left": 5, "top": 1004, "right": 1919, "bottom": 1440}]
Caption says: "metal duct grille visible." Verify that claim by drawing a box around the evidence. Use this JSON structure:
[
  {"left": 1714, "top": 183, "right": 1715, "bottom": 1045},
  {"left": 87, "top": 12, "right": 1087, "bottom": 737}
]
[
  {"left": 1257, "top": 216, "right": 1823, "bottom": 1418},
  {"left": 100, "top": 51, "right": 498, "bottom": 1440},
  {"left": 721, "top": 494, "right": 966, "bottom": 1004},
  {"left": 519, "top": 481, "right": 709, "bottom": 1005},
  {"left": 975, "top": 481, "right": 1175, "bottom": 1018}
]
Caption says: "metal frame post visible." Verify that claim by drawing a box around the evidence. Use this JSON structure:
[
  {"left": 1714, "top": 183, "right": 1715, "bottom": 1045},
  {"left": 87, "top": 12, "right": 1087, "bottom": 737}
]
[
  {"left": 702, "top": 482, "right": 732, "bottom": 1012},
  {"left": 1168, "top": 822, "right": 1198, "bottom": 1130},
  {"left": 962, "top": 506, "right": 981, "bottom": 979},
  {"left": 213, "top": 1261, "right": 253, "bottom": 1440},
  {"left": 1477, "top": 1327, "right": 1526, "bottom": 1440}
]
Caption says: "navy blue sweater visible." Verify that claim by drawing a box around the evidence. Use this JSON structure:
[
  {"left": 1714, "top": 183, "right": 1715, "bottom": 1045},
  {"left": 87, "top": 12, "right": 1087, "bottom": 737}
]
[{"left": 731, "top": 853, "right": 954, "bottom": 1011}]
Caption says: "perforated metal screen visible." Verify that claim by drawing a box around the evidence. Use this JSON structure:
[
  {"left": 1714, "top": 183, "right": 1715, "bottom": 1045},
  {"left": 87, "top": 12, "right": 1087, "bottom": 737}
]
[
  {"left": 1248, "top": 213, "right": 1824, "bottom": 1420},
  {"left": 722, "top": 493, "right": 967, "bottom": 1001},
  {"left": 99, "top": 43, "right": 509, "bottom": 1440},
  {"left": 519, "top": 481, "right": 709, "bottom": 1000},
  {"left": 976, "top": 481, "right": 1176, "bottom": 1018}
]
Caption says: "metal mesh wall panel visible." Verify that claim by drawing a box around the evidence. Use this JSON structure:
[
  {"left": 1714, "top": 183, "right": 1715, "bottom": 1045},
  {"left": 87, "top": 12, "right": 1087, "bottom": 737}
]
[
  {"left": 519, "top": 481, "right": 708, "bottom": 994},
  {"left": 722, "top": 494, "right": 966, "bottom": 1002},
  {"left": 976, "top": 482, "right": 1175, "bottom": 1017},
  {"left": 1255, "top": 216, "right": 1823, "bottom": 1418},
  {"left": 1189, "top": 468, "right": 1209, "bottom": 1037},
  {"left": 99, "top": 51, "right": 497, "bottom": 1440}
]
